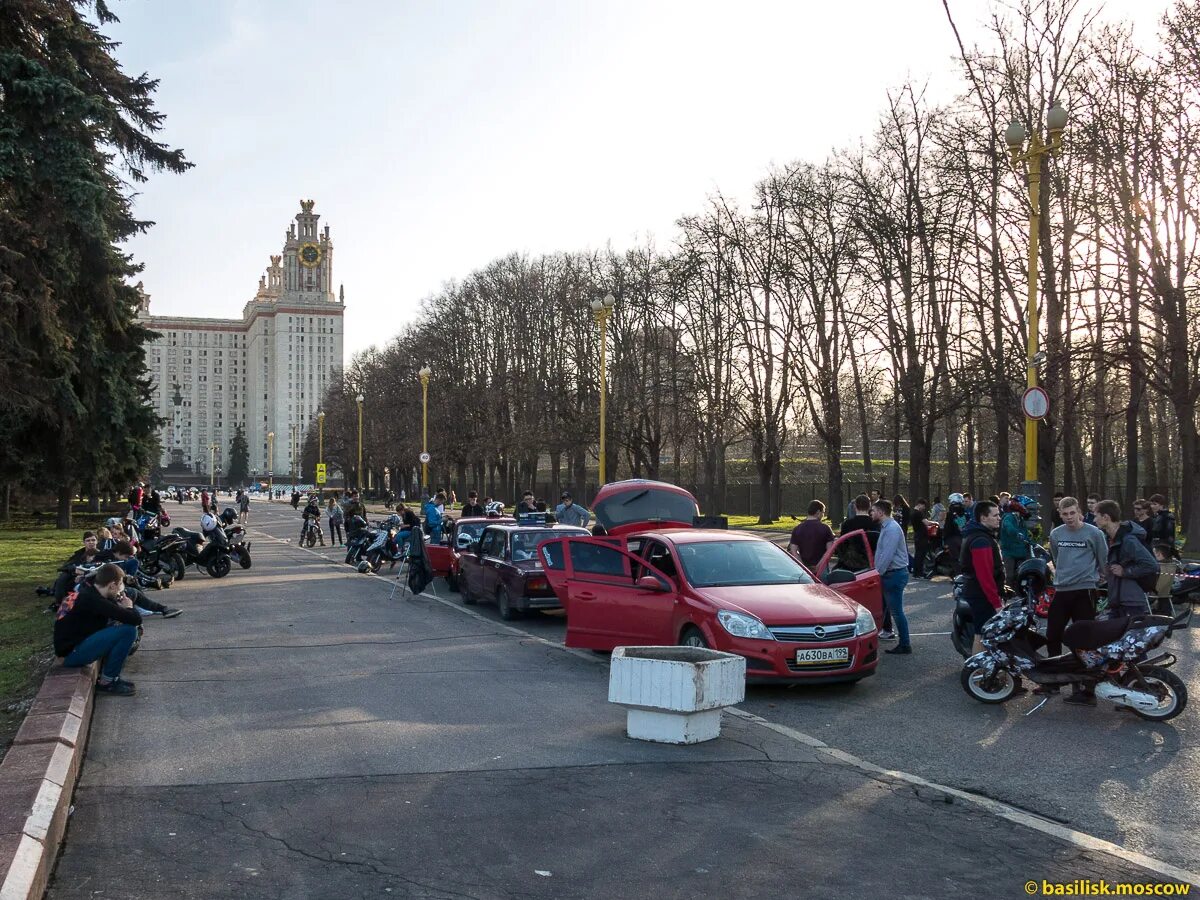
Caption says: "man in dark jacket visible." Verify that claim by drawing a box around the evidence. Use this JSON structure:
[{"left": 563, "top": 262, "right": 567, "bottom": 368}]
[
  {"left": 55, "top": 563, "right": 142, "bottom": 696},
  {"left": 1147, "top": 494, "right": 1177, "bottom": 548},
  {"left": 1094, "top": 500, "right": 1158, "bottom": 618},
  {"left": 958, "top": 501, "right": 1006, "bottom": 654},
  {"left": 460, "top": 491, "right": 485, "bottom": 518},
  {"left": 50, "top": 532, "right": 104, "bottom": 607}
]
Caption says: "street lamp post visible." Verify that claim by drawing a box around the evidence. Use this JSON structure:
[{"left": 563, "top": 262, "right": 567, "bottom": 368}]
[
  {"left": 356, "top": 393, "right": 365, "bottom": 493},
  {"left": 267, "top": 431, "right": 275, "bottom": 500},
  {"left": 290, "top": 423, "right": 299, "bottom": 492},
  {"left": 1005, "top": 100, "right": 1067, "bottom": 520},
  {"left": 317, "top": 411, "right": 325, "bottom": 501},
  {"left": 209, "top": 442, "right": 218, "bottom": 493},
  {"left": 588, "top": 293, "right": 617, "bottom": 486},
  {"left": 418, "top": 367, "right": 431, "bottom": 495}
]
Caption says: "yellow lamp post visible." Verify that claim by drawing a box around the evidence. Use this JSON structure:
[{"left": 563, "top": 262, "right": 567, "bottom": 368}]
[
  {"left": 1005, "top": 100, "right": 1067, "bottom": 516},
  {"left": 317, "top": 411, "right": 325, "bottom": 500},
  {"left": 290, "top": 423, "right": 299, "bottom": 492},
  {"left": 267, "top": 431, "right": 274, "bottom": 500},
  {"left": 418, "top": 367, "right": 431, "bottom": 495},
  {"left": 208, "top": 442, "right": 218, "bottom": 491},
  {"left": 356, "top": 393, "right": 365, "bottom": 492},
  {"left": 588, "top": 293, "right": 616, "bottom": 485}
]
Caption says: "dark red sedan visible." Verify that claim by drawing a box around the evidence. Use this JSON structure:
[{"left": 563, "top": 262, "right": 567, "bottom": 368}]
[
  {"left": 458, "top": 522, "right": 590, "bottom": 620},
  {"left": 427, "top": 516, "right": 515, "bottom": 592},
  {"left": 539, "top": 480, "right": 885, "bottom": 684}
]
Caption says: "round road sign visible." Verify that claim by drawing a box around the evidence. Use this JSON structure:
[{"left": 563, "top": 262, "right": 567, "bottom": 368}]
[
  {"left": 419, "top": 452, "right": 431, "bottom": 464},
  {"left": 1021, "top": 386, "right": 1050, "bottom": 420}
]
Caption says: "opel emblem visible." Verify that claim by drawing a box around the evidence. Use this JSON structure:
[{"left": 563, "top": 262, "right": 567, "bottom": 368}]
[{"left": 814, "top": 626, "right": 826, "bottom": 639}]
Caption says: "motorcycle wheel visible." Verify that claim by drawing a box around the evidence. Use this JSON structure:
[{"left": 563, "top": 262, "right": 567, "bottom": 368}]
[
  {"left": 206, "top": 555, "right": 232, "bottom": 579},
  {"left": 304, "top": 530, "right": 317, "bottom": 548},
  {"left": 366, "top": 551, "right": 382, "bottom": 574},
  {"left": 238, "top": 549, "right": 252, "bottom": 570},
  {"left": 951, "top": 616, "right": 973, "bottom": 660},
  {"left": 1130, "top": 666, "right": 1188, "bottom": 722},
  {"left": 170, "top": 554, "right": 186, "bottom": 581},
  {"left": 960, "top": 665, "right": 1017, "bottom": 703}
]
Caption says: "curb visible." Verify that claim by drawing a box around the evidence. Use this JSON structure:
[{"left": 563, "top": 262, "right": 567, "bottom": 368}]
[{"left": 0, "top": 661, "right": 97, "bottom": 900}]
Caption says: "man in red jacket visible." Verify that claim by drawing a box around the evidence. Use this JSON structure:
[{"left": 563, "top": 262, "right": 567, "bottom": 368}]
[
  {"left": 958, "top": 501, "right": 1006, "bottom": 654},
  {"left": 54, "top": 563, "right": 142, "bottom": 696}
]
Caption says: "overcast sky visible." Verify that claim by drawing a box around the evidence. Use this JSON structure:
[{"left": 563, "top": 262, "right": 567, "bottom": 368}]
[{"left": 107, "top": 0, "right": 1168, "bottom": 357}]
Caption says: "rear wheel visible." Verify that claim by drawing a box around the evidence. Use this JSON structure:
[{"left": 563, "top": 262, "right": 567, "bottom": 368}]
[
  {"left": 168, "top": 554, "right": 186, "bottom": 581},
  {"left": 497, "top": 587, "right": 520, "bottom": 620},
  {"left": 960, "top": 665, "right": 1016, "bottom": 703},
  {"left": 445, "top": 571, "right": 459, "bottom": 593},
  {"left": 206, "top": 555, "right": 231, "bottom": 579},
  {"left": 461, "top": 575, "right": 477, "bottom": 605},
  {"left": 1130, "top": 666, "right": 1187, "bottom": 721},
  {"left": 237, "top": 549, "right": 252, "bottom": 570},
  {"left": 304, "top": 528, "right": 317, "bottom": 548},
  {"left": 366, "top": 551, "right": 383, "bottom": 574},
  {"left": 679, "top": 626, "right": 709, "bottom": 648}
]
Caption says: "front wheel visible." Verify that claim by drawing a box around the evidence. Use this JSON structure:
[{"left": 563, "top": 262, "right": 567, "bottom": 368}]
[
  {"left": 497, "top": 587, "right": 520, "bottom": 620},
  {"left": 679, "top": 626, "right": 709, "bottom": 648},
  {"left": 951, "top": 612, "right": 973, "bottom": 659},
  {"left": 1130, "top": 666, "right": 1188, "bottom": 722},
  {"left": 206, "top": 555, "right": 232, "bottom": 579},
  {"left": 366, "top": 551, "right": 383, "bottom": 574},
  {"left": 960, "top": 664, "right": 1017, "bottom": 704},
  {"left": 169, "top": 553, "right": 186, "bottom": 581},
  {"left": 304, "top": 528, "right": 317, "bottom": 548},
  {"left": 237, "top": 549, "right": 252, "bottom": 570}
]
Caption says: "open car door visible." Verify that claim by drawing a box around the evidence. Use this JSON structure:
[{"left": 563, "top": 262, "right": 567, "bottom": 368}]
[
  {"left": 426, "top": 523, "right": 455, "bottom": 577},
  {"left": 814, "top": 530, "right": 884, "bottom": 627},
  {"left": 539, "top": 537, "right": 676, "bottom": 650}
]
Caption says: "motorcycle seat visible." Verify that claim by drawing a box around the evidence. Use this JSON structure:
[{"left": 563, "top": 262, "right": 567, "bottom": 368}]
[
  {"left": 173, "top": 528, "right": 203, "bottom": 542},
  {"left": 1063, "top": 616, "right": 1131, "bottom": 650}
]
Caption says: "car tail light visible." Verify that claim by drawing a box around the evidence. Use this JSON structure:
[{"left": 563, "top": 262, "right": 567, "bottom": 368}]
[{"left": 527, "top": 576, "right": 548, "bottom": 591}]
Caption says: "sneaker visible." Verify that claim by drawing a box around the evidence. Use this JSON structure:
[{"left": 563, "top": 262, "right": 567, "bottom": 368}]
[
  {"left": 1032, "top": 685, "right": 1060, "bottom": 696},
  {"left": 161, "top": 607, "right": 183, "bottom": 619},
  {"left": 878, "top": 630, "right": 898, "bottom": 641},
  {"left": 96, "top": 678, "right": 135, "bottom": 696},
  {"left": 1063, "top": 691, "right": 1096, "bottom": 706},
  {"left": 885, "top": 645, "right": 912, "bottom": 655}
]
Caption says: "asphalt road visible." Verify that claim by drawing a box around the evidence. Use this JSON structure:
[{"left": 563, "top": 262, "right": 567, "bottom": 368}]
[
  {"left": 45, "top": 500, "right": 1198, "bottom": 898},
  {"left": 281, "top": 506, "right": 1200, "bottom": 871}
]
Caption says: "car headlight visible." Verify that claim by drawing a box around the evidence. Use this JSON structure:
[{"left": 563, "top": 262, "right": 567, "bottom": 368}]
[
  {"left": 854, "top": 603, "right": 876, "bottom": 636},
  {"left": 716, "top": 610, "right": 775, "bottom": 640}
]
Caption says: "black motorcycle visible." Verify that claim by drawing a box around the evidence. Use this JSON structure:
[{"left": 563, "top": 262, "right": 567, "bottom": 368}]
[
  {"left": 344, "top": 515, "right": 376, "bottom": 565},
  {"left": 172, "top": 527, "right": 233, "bottom": 578},
  {"left": 961, "top": 560, "right": 1190, "bottom": 721},
  {"left": 224, "top": 524, "right": 253, "bottom": 570},
  {"left": 138, "top": 528, "right": 188, "bottom": 582}
]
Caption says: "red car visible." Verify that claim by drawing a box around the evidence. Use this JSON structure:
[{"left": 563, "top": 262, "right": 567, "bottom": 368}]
[
  {"left": 458, "top": 522, "right": 590, "bottom": 619},
  {"left": 539, "top": 480, "right": 884, "bottom": 684},
  {"left": 427, "top": 516, "right": 515, "bottom": 592}
]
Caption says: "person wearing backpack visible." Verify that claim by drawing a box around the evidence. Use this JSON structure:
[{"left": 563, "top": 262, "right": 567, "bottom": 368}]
[{"left": 1093, "top": 499, "right": 1158, "bottom": 618}]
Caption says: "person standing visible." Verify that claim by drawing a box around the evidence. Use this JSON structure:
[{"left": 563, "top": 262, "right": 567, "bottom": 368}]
[
  {"left": 461, "top": 491, "right": 485, "bottom": 518},
  {"left": 910, "top": 499, "right": 932, "bottom": 578},
  {"left": 958, "top": 501, "right": 1006, "bottom": 655},
  {"left": 787, "top": 501, "right": 835, "bottom": 571},
  {"left": 1147, "top": 494, "right": 1177, "bottom": 548},
  {"left": 237, "top": 490, "right": 250, "bottom": 524},
  {"left": 892, "top": 495, "right": 911, "bottom": 538},
  {"left": 1043, "top": 497, "right": 1108, "bottom": 701},
  {"left": 1083, "top": 493, "right": 1101, "bottom": 525},
  {"left": 554, "top": 492, "right": 591, "bottom": 528},
  {"left": 931, "top": 496, "right": 946, "bottom": 527},
  {"left": 999, "top": 499, "right": 1033, "bottom": 588},
  {"left": 200, "top": 488, "right": 210, "bottom": 515},
  {"left": 1094, "top": 499, "right": 1158, "bottom": 619},
  {"left": 871, "top": 500, "right": 911, "bottom": 654},
  {"left": 327, "top": 497, "right": 344, "bottom": 546},
  {"left": 423, "top": 491, "right": 446, "bottom": 544},
  {"left": 517, "top": 491, "right": 538, "bottom": 515},
  {"left": 838, "top": 494, "right": 880, "bottom": 573}
]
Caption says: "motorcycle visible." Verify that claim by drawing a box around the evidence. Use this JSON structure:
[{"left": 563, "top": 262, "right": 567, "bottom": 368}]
[
  {"left": 138, "top": 526, "right": 188, "bottom": 582},
  {"left": 300, "top": 516, "right": 323, "bottom": 548},
  {"left": 960, "top": 559, "right": 1191, "bottom": 721},
  {"left": 344, "top": 515, "right": 376, "bottom": 565},
  {"left": 224, "top": 523, "right": 253, "bottom": 570},
  {"left": 363, "top": 517, "right": 408, "bottom": 573},
  {"left": 172, "top": 527, "right": 233, "bottom": 578},
  {"left": 951, "top": 545, "right": 1053, "bottom": 658}
]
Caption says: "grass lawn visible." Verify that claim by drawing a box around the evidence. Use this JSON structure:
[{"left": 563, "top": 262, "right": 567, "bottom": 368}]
[
  {"left": 0, "top": 509, "right": 112, "bottom": 758},
  {"left": 724, "top": 515, "right": 800, "bottom": 532}
]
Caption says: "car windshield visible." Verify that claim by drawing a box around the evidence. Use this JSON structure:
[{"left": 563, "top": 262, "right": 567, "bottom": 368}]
[
  {"left": 511, "top": 529, "right": 583, "bottom": 561},
  {"left": 593, "top": 487, "right": 697, "bottom": 530},
  {"left": 676, "top": 540, "right": 816, "bottom": 588},
  {"left": 457, "top": 522, "right": 488, "bottom": 543}
]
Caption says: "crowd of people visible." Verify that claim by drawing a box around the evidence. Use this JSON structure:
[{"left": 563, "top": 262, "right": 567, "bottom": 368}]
[{"left": 787, "top": 487, "right": 1183, "bottom": 668}]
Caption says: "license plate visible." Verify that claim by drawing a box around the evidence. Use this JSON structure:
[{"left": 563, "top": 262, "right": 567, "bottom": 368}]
[{"left": 795, "top": 647, "right": 849, "bottom": 665}]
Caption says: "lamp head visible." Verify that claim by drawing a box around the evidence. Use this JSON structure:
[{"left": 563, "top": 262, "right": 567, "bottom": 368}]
[
  {"left": 1046, "top": 100, "right": 1068, "bottom": 133},
  {"left": 602, "top": 293, "right": 616, "bottom": 308},
  {"left": 318, "top": 410, "right": 325, "bottom": 420},
  {"left": 418, "top": 366, "right": 432, "bottom": 378},
  {"left": 356, "top": 393, "right": 365, "bottom": 404},
  {"left": 589, "top": 298, "right": 603, "bottom": 312},
  {"left": 268, "top": 431, "right": 274, "bottom": 439},
  {"left": 1004, "top": 119, "right": 1027, "bottom": 151}
]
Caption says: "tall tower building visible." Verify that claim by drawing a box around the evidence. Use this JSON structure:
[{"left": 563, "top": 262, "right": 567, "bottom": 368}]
[{"left": 139, "top": 200, "right": 345, "bottom": 483}]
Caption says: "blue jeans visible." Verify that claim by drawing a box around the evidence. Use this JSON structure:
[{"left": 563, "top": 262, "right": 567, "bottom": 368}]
[
  {"left": 880, "top": 568, "right": 911, "bottom": 649},
  {"left": 64, "top": 624, "right": 138, "bottom": 680}
]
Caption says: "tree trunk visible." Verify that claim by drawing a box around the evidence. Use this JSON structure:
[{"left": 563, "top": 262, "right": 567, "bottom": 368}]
[
  {"left": 966, "top": 413, "right": 977, "bottom": 498},
  {"left": 825, "top": 442, "right": 844, "bottom": 525},
  {"left": 947, "top": 422, "right": 961, "bottom": 492},
  {"left": 1139, "top": 401, "right": 1157, "bottom": 495},
  {"left": 56, "top": 484, "right": 73, "bottom": 530},
  {"left": 0, "top": 483, "right": 9, "bottom": 521},
  {"left": 850, "top": 352, "right": 872, "bottom": 477},
  {"left": 1180, "top": 418, "right": 1200, "bottom": 553}
]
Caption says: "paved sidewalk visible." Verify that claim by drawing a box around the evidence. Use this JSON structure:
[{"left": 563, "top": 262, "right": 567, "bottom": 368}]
[{"left": 46, "top": 502, "right": 1187, "bottom": 898}]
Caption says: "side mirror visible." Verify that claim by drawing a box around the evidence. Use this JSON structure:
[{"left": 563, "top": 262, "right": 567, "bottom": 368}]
[{"left": 637, "top": 575, "right": 670, "bottom": 592}]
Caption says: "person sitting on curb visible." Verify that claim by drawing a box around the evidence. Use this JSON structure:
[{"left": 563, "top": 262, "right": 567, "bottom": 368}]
[
  {"left": 554, "top": 492, "right": 591, "bottom": 528},
  {"left": 54, "top": 563, "right": 142, "bottom": 696},
  {"left": 111, "top": 541, "right": 182, "bottom": 618},
  {"left": 49, "top": 531, "right": 103, "bottom": 609}
]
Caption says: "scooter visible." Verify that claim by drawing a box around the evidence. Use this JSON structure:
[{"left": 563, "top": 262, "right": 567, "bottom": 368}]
[
  {"left": 138, "top": 527, "right": 188, "bottom": 582},
  {"left": 951, "top": 546, "right": 1053, "bottom": 658},
  {"left": 224, "top": 524, "right": 253, "bottom": 570},
  {"left": 172, "top": 527, "right": 233, "bottom": 578},
  {"left": 960, "top": 558, "right": 1191, "bottom": 721},
  {"left": 362, "top": 518, "right": 410, "bottom": 574},
  {"left": 344, "top": 515, "right": 376, "bottom": 565}
]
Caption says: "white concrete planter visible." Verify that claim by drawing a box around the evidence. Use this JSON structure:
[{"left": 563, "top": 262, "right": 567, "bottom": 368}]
[{"left": 608, "top": 646, "right": 746, "bottom": 744}]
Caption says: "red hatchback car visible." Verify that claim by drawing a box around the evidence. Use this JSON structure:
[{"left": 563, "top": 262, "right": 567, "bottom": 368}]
[{"left": 539, "top": 480, "right": 884, "bottom": 684}]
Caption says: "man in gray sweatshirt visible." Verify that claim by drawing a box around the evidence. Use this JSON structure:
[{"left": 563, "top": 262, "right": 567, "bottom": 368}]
[{"left": 1046, "top": 496, "right": 1108, "bottom": 703}]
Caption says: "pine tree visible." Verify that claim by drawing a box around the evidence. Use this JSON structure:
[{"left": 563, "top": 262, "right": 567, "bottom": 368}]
[
  {"left": 227, "top": 426, "right": 250, "bottom": 487},
  {"left": 0, "top": 1, "right": 190, "bottom": 526}
]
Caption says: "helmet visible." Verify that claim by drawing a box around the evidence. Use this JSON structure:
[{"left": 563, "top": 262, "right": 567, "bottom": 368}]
[
  {"left": 1007, "top": 500, "right": 1028, "bottom": 518},
  {"left": 948, "top": 492, "right": 965, "bottom": 505},
  {"left": 220, "top": 508, "right": 237, "bottom": 525},
  {"left": 1013, "top": 494, "right": 1035, "bottom": 509},
  {"left": 105, "top": 517, "right": 121, "bottom": 528},
  {"left": 200, "top": 512, "right": 218, "bottom": 532},
  {"left": 1016, "top": 557, "right": 1050, "bottom": 595}
]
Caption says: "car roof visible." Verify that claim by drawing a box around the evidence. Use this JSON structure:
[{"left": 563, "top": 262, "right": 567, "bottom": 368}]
[
  {"left": 456, "top": 516, "right": 515, "bottom": 524},
  {"left": 637, "top": 529, "right": 768, "bottom": 545},
  {"left": 484, "top": 523, "right": 589, "bottom": 533}
]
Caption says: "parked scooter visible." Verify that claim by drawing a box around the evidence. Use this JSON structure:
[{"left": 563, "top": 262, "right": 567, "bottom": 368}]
[
  {"left": 223, "top": 523, "right": 253, "bottom": 570},
  {"left": 362, "top": 516, "right": 408, "bottom": 573},
  {"left": 172, "top": 527, "right": 233, "bottom": 578},
  {"left": 138, "top": 526, "right": 188, "bottom": 582},
  {"left": 344, "top": 515, "right": 376, "bottom": 565},
  {"left": 960, "top": 558, "right": 1191, "bottom": 720},
  {"left": 951, "top": 545, "right": 1052, "bottom": 658}
]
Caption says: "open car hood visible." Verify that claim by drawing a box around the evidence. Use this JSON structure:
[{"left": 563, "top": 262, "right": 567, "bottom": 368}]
[{"left": 592, "top": 480, "right": 700, "bottom": 537}]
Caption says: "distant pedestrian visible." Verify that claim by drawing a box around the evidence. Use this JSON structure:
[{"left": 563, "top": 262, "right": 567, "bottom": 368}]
[
  {"left": 959, "top": 501, "right": 1006, "bottom": 656},
  {"left": 871, "top": 499, "right": 911, "bottom": 654},
  {"left": 200, "top": 488, "right": 211, "bottom": 514},
  {"left": 423, "top": 491, "right": 446, "bottom": 544},
  {"left": 555, "top": 492, "right": 591, "bottom": 528},
  {"left": 291, "top": 489, "right": 301, "bottom": 510},
  {"left": 1083, "top": 493, "right": 1101, "bottom": 525},
  {"left": 999, "top": 498, "right": 1033, "bottom": 588},
  {"left": 517, "top": 491, "right": 538, "bottom": 515},
  {"left": 1094, "top": 500, "right": 1158, "bottom": 619},
  {"left": 237, "top": 490, "right": 250, "bottom": 524},
  {"left": 461, "top": 491, "right": 485, "bottom": 518},
  {"left": 910, "top": 499, "right": 932, "bottom": 577},
  {"left": 1050, "top": 492, "right": 1066, "bottom": 529},
  {"left": 327, "top": 497, "right": 344, "bottom": 545},
  {"left": 787, "top": 500, "right": 835, "bottom": 571},
  {"left": 931, "top": 496, "right": 946, "bottom": 526},
  {"left": 1147, "top": 494, "right": 1177, "bottom": 548},
  {"left": 892, "top": 494, "right": 911, "bottom": 536}
]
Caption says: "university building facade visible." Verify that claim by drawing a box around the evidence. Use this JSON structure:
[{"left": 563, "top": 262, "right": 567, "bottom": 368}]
[{"left": 138, "top": 200, "right": 345, "bottom": 483}]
